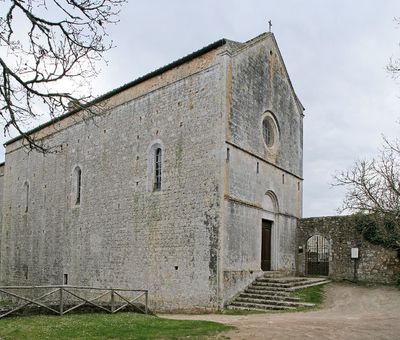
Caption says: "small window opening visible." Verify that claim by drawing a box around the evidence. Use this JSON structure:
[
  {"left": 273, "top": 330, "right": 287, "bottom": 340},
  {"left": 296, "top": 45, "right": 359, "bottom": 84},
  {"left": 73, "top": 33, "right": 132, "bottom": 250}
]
[
  {"left": 256, "top": 162, "right": 259, "bottom": 174},
  {"left": 282, "top": 174, "right": 285, "bottom": 184},
  {"left": 24, "top": 182, "right": 29, "bottom": 213},
  {"left": 74, "top": 167, "right": 82, "bottom": 205},
  {"left": 154, "top": 148, "right": 162, "bottom": 191},
  {"left": 298, "top": 181, "right": 301, "bottom": 191},
  {"left": 226, "top": 148, "right": 230, "bottom": 161},
  {"left": 63, "top": 274, "right": 68, "bottom": 285},
  {"left": 174, "top": 266, "right": 179, "bottom": 270},
  {"left": 263, "top": 117, "right": 275, "bottom": 147}
]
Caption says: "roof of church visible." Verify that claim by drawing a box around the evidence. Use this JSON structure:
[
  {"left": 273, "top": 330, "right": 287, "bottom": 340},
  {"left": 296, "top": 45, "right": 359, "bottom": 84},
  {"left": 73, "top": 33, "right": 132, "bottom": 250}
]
[
  {"left": 5, "top": 38, "right": 230, "bottom": 146},
  {"left": 5, "top": 32, "right": 304, "bottom": 146}
]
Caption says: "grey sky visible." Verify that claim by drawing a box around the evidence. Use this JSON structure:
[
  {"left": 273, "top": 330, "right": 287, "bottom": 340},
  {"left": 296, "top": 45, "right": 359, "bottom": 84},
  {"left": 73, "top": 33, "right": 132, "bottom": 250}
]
[{"left": 2, "top": 0, "right": 400, "bottom": 217}]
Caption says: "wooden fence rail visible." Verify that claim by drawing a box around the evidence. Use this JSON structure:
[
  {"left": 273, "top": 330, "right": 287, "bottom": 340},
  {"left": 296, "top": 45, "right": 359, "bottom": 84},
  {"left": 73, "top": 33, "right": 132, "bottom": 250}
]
[{"left": 0, "top": 286, "right": 148, "bottom": 319}]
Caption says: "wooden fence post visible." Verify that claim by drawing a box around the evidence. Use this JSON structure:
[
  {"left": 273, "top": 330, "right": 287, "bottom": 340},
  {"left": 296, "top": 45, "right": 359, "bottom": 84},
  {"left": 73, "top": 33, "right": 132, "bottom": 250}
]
[
  {"left": 145, "top": 291, "right": 148, "bottom": 314},
  {"left": 59, "top": 288, "right": 64, "bottom": 316},
  {"left": 110, "top": 289, "right": 115, "bottom": 313}
]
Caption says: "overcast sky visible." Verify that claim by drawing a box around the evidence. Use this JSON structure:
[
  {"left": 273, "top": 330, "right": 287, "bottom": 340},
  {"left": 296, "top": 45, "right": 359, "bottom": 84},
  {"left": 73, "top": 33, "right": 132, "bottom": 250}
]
[{"left": 2, "top": 0, "right": 400, "bottom": 217}]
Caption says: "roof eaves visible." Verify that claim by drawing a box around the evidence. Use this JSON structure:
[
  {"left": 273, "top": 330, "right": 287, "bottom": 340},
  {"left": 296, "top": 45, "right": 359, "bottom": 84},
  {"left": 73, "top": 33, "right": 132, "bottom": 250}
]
[{"left": 5, "top": 38, "right": 228, "bottom": 146}]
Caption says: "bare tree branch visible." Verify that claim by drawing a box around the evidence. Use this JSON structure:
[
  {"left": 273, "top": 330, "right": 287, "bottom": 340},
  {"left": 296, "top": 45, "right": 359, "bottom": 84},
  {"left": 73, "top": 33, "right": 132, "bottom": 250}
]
[
  {"left": 333, "top": 129, "right": 400, "bottom": 249},
  {"left": 0, "top": 0, "right": 126, "bottom": 151},
  {"left": 387, "top": 17, "right": 400, "bottom": 79}
]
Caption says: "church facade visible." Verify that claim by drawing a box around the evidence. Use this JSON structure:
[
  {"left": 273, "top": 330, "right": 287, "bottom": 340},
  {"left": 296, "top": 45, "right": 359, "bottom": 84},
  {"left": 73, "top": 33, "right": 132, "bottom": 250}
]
[{"left": 0, "top": 32, "right": 303, "bottom": 311}]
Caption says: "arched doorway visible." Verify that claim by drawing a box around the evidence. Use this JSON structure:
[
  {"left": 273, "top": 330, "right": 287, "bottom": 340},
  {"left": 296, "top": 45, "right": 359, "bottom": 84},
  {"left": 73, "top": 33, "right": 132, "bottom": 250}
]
[
  {"left": 261, "top": 220, "right": 272, "bottom": 271},
  {"left": 261, "top": 191, "right": 279, "bottom": 271},
  {"left": 306, "top": 235, "right": 329, "bottom": 276}
]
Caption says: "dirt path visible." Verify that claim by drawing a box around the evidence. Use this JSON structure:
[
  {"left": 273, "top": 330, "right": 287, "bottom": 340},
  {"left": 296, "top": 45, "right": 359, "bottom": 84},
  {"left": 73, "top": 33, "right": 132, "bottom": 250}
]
[{"left": 162, "top": 283, "right": 400, "bottom": 339}]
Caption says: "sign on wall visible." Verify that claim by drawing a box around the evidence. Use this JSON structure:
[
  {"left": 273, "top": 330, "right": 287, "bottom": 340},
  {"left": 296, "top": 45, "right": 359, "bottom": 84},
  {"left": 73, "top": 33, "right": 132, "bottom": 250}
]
[{"left": 351, "top": 247, "right": 359, "bottom": 259}]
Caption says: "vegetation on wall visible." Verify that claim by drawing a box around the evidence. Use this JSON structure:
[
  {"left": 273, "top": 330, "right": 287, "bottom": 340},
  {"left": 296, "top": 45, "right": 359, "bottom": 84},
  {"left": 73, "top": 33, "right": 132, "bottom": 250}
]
[{"left": 352, "top": 213, "right": 400, "bottom": 254}]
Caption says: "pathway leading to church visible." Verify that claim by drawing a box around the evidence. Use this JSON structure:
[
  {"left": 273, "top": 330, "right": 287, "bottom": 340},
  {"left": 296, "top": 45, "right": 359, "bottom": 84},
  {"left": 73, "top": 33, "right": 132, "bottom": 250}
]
[{"left": 162, "top": 283, "right": 400, "bottom": 339}]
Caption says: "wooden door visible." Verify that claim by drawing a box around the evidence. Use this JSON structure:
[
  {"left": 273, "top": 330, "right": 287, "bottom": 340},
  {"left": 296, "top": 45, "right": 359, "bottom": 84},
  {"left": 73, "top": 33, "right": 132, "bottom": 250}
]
[{"left": 261, "top": 220, "right": 272, "bottom": 271}]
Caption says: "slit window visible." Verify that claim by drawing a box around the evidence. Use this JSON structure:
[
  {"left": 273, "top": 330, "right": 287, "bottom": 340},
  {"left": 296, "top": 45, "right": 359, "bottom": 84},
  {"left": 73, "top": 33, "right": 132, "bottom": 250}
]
[
  {"left": 154, "top": 148, "right": 162, "bottom": 191},
  {"left": 24, "top": 182, "right": 29, "bottom": 213},
  {"left": 74, "top": 167, "right": 82, "bottom": 205}
]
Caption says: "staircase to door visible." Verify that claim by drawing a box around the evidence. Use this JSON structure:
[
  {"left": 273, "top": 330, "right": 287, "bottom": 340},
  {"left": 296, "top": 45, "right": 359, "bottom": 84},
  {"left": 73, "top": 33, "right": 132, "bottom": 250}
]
[{"left": 227, "top": 273, "right": 330, "bottom": 311}]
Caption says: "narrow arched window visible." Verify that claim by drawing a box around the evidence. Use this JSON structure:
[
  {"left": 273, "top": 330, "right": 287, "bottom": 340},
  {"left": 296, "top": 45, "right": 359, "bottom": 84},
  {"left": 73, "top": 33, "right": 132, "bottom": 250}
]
[
  {"left": 24, "top": 182, "right": 29, "bottom": 213},
  {"left": 74, "top": 166, "right": 82, "bottom": 205},
  {"left": 154, "top": 148, "right": 162, "bottom": 191}
]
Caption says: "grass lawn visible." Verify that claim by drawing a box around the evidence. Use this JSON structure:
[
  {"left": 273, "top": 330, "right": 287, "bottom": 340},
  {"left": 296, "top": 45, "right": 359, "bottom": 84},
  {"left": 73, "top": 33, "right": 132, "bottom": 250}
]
[
  {"left": 0, "top": 312, "right": 234, "bottom": 340},
  {"left": 291, "top": 284, "right": 326, "bottom": 305}
]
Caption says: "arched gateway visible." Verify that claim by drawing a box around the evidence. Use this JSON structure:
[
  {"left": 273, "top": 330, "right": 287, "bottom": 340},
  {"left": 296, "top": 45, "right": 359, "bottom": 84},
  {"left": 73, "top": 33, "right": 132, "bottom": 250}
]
[{"left": 306, "top": 235, "right": 330, "bottom": 276}]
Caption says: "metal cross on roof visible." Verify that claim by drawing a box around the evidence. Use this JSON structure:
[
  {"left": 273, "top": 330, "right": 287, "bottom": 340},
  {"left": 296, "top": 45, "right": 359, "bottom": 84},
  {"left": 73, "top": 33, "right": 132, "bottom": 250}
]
[{"left": 268, "top": 20, "right": 272, "bottom": 32}]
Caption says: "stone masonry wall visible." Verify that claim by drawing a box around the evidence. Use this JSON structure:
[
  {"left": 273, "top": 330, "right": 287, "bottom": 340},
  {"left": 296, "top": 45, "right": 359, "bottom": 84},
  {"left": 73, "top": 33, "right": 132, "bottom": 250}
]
[
  {"left": 298, "top": 216, "right": 400, "bottom": 284},
  {"left": 0, "top": 32, "right": 305, "bottom": 310},
  {"left": 0, "top": 47, "right": 226, "bottom": 311},
  {"left": 221, "top": 33, "right": 304, "bottom": 301}
]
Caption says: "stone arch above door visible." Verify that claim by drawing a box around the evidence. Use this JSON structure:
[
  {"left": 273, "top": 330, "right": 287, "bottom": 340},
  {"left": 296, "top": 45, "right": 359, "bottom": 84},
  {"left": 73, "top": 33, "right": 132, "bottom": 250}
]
[{"left": 262, "top": 190, "right": 279, "bottom": 213}]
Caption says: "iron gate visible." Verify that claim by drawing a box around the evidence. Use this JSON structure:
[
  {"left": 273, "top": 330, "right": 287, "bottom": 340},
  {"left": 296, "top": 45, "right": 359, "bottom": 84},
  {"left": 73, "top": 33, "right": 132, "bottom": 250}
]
[{"left": 306, "top": 235, "right": 329, "bottom": 276}]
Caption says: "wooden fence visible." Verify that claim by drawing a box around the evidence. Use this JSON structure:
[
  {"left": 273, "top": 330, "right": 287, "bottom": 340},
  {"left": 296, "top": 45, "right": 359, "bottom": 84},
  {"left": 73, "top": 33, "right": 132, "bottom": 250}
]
[{"left": 0, "top": 285, "right": 148, "bottom": 319}]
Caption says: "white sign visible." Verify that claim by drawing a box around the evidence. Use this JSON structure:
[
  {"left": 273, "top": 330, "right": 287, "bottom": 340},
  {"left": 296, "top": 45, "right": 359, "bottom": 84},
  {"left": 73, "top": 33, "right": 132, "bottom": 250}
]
[{"left": 351, "top": 248, "right": 359, "bottom": 259}]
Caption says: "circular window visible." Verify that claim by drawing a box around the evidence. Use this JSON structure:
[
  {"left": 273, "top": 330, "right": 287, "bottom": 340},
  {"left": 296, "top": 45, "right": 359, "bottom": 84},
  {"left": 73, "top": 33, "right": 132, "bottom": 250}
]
[{"left": 263, "top": 116, "right": 276, "bottom": 147}]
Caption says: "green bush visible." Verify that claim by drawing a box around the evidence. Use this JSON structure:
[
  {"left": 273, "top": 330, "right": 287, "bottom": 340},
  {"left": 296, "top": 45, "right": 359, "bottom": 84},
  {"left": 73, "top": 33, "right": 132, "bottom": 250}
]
[{"left": 353, "top": 213, "right": 400, "bottom": 255}]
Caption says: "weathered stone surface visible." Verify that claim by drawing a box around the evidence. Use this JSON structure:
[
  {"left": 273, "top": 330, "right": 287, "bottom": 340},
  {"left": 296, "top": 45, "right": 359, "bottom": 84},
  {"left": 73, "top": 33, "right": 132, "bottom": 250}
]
[
  {"left": 221, "top": 34, "right": 303, "bottom": 302},
  {"left": 298, "top": 216, "right": 400, "bottom": 284},
  {"left": 0, "top": 32, "right": 303, "bottom": 311}
]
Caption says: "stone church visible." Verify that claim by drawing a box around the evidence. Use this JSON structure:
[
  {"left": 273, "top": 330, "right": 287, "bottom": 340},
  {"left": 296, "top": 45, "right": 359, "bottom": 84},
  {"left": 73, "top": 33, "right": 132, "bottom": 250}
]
[{"left": 0, "top": 31, "right": 303, "bottom": 310}]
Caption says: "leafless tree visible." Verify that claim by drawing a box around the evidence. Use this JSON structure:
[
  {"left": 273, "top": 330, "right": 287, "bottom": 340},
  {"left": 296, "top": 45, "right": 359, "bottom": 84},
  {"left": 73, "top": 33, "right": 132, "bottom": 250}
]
[
  {"left": 0, "top": 0, "right": 125, "bottom": 150},
  {"left": 334, "top": 136, "right": 400, "bottom": 249},
  {"left": 334, "top": 138, "right": 400, "bottom": 216},
  {"left": 387, "top": 17, "right": 400, "bottom": 80},
  {"left": 333, "top": 17, "right": 400, "bottom": 250}
]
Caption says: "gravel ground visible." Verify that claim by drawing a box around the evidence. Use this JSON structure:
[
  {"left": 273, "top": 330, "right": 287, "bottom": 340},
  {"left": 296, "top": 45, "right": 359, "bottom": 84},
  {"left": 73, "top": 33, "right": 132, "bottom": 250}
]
[{"left": 162, "top": 282, "right": 400, "bottom": 339}]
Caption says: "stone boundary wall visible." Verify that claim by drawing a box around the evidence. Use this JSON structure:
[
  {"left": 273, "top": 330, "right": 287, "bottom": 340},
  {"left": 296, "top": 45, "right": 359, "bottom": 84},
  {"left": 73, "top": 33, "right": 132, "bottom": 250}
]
[{"left": 297, "top": 216, "right": 400, "bottom": 284}]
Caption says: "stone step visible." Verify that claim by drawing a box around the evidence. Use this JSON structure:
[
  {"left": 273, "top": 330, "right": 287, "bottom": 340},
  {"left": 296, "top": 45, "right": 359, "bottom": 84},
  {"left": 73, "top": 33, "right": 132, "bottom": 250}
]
[
  {"left": 245, "top": 288, "right": 290, "bottom": 296},
  {"left": 239, "top": 292, "right": 300, "bottom": 302},
  {"left": 229, "top": 301, "right": 296, "bottom": 311},
  {"left": 226, "top": 305, "right": 269, "bottom": 313},
  {"left": 235, "top": 297, "right": 314, "bottom": 308},
  {"left": 263, "top": 271, "right": 287, "bottom": 278},
  {"left": 256, "top": 277, "right": 308, "bottom": 284},
  {"left": 227, "top": 276, "right": 329, "bottom": 312},
  {"left": 288, "top": 279, "right": 331, "bottom": 291},
  {"left": 253, "top": 278, "right": 329, "bottom": 289},
  {"left": 251, "top": 281, "right": 291, "bottom": 289}
]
